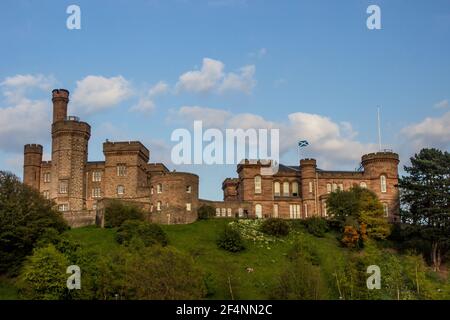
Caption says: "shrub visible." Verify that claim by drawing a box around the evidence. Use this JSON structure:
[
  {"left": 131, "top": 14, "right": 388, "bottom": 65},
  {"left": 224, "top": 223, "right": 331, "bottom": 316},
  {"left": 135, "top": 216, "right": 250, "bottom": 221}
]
[
  {"left": 104, "top": 200, "right": 144, "bottom": 228},
  {"left": 260, "top": 218, "right": 290, "bottom": 237},
  {"left": 216, "top": 225, "right": 245, "bottom": 252},
  {"left": 116, "top": 220, "right": 168, "bottom": 247},
  {"left": 304, "top": 217, "right": 329, "bottom": 237},
  {"left": 197, "top": 205, "right": 216, "bottom": 220}
]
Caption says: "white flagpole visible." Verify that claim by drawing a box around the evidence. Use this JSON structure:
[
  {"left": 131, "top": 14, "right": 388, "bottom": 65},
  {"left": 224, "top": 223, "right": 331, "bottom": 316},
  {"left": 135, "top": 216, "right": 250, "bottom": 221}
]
[{"left": 377, "top": 106, "right": 382, "bottom": 151}]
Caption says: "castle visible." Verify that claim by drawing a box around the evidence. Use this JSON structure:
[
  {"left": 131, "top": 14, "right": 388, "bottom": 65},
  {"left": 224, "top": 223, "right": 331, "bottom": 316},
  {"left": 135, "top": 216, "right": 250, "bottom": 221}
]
[{"left": 23, "top": 89, "right": 400, "bottom": 227}]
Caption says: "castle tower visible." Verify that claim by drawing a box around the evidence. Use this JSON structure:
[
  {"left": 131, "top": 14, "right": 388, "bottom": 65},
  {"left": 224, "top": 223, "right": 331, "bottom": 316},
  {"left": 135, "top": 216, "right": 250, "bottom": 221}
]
[
  {"left": 51, "top": 89, "right": 91, "bottom": 212},
  {"left": 222, "top": 178, "right": 238, "bottom": 201},
  {"left": 300, "top": 158, "right": 317, "bottom": 218},
  {"left": 23, "top": 144, "right": 43, "bottom": 190},
  {"left": 361, "top": 152, "right": 400, "bottom": 220}
]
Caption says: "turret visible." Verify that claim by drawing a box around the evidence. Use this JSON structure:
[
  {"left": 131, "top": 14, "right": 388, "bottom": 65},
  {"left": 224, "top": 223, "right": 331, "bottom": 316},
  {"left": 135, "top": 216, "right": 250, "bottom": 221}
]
[
  {"left": 23, "top": 144, "right": 43, "bottom": 190},
  {"left": 52, "top": 89, "right": 69, "bottom": 123},
  {"left": 300, "top": 158, "right": 317, "bottom": 217}
]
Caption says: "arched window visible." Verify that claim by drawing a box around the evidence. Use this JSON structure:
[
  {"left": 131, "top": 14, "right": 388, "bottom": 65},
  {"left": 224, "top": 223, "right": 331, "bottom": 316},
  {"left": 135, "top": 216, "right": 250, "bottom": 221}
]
[
  {"left": 117, "top": 185, "right": 124, "bottom": 195},
  {"left": 274, "top": 181, "right": 281, "bottom": 196},
  {"left": 383, "top": 203, "right": 389, "bottom": 217},
  {"left": 332, "top": 183, "right": 338, "bottom": 192},
  {"left": 360, "top": 182, "right": 367, "bottom": 189},
  {"left": 157, "top": 201, "right": 162, "bottom": 211},
  {"left": 150, "top": 186, "right": 154, "bottom": 194},
  {"left": 292, "top": 182, "right": 299, "bottom": 196},
  {"left": 254, "top": 176, "right": 262, "bottom": 194},
  {"left": 255, "top": 204, "right": 262, "bottom": 218},
  {"left": 157, "top": 183, "right": 162, "bottom": 193},
  {"left": 380, "top": 175, "right": 387, "bottom": 193},
  {"left": 283, "top": 182, "right": 289, "bottom": 196},
  {"left": 326, "top": 183, "right": 332, "bottom": 193}
]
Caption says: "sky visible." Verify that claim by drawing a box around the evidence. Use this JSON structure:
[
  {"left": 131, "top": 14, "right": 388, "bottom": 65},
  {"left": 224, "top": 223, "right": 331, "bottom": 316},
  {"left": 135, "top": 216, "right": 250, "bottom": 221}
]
[{"left": 0, "top": 0, "right": 449, "bottom": 200}]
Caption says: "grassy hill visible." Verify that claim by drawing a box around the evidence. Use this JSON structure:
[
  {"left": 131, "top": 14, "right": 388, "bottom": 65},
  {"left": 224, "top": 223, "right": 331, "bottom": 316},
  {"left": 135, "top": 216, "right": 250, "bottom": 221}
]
[{"left": 1, "top": 218, "right": 448, "bottom": 300}]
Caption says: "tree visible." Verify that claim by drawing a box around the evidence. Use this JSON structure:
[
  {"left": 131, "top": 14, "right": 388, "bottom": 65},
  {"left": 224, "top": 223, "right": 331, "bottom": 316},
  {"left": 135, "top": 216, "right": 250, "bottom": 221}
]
[
  {"left": 399, "top": 148, "right": 450, "bottom": 271},
  {"left": 103, "top": 200, "right": 145, "bottom": 228},
  {"left": 327, "top": 186, "right": 391, "bottom": 243},
  {"left": 17, "top": 244, "right": 69, "bottom": 300},
  {"left": 116, "top": 220, "right": 168, "bottom": 247},
  {"left": 0, "top": 171, "right": 68, "bottom": 274}
]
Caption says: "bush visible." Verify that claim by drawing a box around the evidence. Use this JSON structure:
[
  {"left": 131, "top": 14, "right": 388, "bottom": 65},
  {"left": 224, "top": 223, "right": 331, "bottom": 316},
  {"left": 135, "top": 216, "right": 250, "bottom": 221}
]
[
  {"left": 104, "top": 200, "right": 144, "bottom": 228},
  {"left": 304, "top": 217, "right": 329, "bottom": 237},
  {"left": 197, "top": 205, "right": 216, "bottom": 220},
  {"left": 116, "top": 220, "right": 168, "bottom": 247},
  {"left": 260, "top": 218, "right": 290, "bottom": 237},
  {"left": 216, "top": 225, "right": 245, "bottom": 252},
  {"left": 0, "top": 171, "right": 68, "bottom": 275}
]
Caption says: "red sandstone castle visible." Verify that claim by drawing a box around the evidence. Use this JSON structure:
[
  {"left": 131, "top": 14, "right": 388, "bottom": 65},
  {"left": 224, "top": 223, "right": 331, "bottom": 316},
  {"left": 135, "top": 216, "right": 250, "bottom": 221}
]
[{"left": 23, "top": 89, "right": 399, "bottom": 227}]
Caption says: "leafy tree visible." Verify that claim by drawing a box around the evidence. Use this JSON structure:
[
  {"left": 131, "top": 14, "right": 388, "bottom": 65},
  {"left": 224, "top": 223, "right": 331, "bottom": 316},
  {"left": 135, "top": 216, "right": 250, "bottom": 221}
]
[
  {"left": 327, "top": 186, "right": 391, "bottom": 243},
  {"left": 104, "top": 200, "right": 144, "bottom": 228},
  {"left": 116, "top": 220, "right": 168, "bottom": 247},
  {"left": 197, "top": 205, "right": 216, "bottom": 220},
  {"left": 399, "top": 148, "right": 450, "bottom": 271},
  {"left": 17, "top": 244, "right": 69, "bottom": 300},
  {"left": 303, "top": 217, "right": 329, "bottom": 237},
  {"left": 0, "top": 171, "right": 68, "bottom": 275}
]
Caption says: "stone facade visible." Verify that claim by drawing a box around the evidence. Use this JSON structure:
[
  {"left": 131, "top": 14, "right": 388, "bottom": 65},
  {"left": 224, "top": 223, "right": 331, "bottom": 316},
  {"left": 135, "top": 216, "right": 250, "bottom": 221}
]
[
  {"left": 23, "top": 88, "right": 400, "bottom": 227},
  {"left": 218, "top": 154, "right": 400, "bottom": 222},
  {"left": 23, "top": 89, "right": 199, "bottom": 227}
]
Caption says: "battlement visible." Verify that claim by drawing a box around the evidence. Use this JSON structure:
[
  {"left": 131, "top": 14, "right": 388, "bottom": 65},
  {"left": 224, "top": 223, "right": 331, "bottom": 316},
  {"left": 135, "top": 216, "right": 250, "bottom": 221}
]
[
  {"left": 362, "top": 151, "right": 399, "bottom": 165},
  {"left": 300, "top": 158, "right": 317, "bottom": 167},
  {"left": 52, "top": 89, "right": 69, "bottom": 100},
  {"left": 103, "top": 141, "right": 150, "bottom": 161},
  {"left": 24, "top": 144, "right": 43, "bottom": 153},
  {"left": 52, "top": 119, "right": 91, "bottom": 137},
  {"left": 222, "top": 178, "right": 239, "bottom": 189}
]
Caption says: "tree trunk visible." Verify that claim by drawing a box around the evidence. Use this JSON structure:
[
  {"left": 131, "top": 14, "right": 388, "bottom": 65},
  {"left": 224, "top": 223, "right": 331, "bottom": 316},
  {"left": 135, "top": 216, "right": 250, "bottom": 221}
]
[{"left": 431, "top": 241, "right": 441, "bottom": 272}]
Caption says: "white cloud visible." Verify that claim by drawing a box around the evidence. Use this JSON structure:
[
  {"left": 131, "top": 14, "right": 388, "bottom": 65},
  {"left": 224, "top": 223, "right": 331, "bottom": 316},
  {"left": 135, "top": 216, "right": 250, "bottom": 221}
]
[
  {"left": 175, "top": 58, "right": 256, "bottom": 94},
  {"left": 168, "top": 106, "right": 376, "bottom": 168},
  {"left": 130, "top": 98, "right": 156, "bottom": 114},
  {"left": 401, "top": 111, "right": 450, "bottom": 150},
  {"left": 0, "top": 75, "right": 52, "bottom": 152},
  {"left": 72, "top": 75, "right": 133, "bottom": 113},
  {"left": 130, "top": 81, "right": 169, "bottom": 114},
  {"left": 434, "top": 99, "right": 449, "bottom": 109},
  {"left": 148, "top": 81, "right": 169, "bottom": 97}
]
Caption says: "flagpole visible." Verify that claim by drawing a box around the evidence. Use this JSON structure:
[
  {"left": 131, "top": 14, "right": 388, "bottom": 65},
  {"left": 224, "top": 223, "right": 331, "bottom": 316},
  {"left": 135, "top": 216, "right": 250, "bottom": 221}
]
[{"left": 377, "top": 106, "right": 382, "bottom": 151}]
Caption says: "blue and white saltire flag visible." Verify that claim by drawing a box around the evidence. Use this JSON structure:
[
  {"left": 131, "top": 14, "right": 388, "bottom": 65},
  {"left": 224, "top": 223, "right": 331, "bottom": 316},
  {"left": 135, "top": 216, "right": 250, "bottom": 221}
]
[{"left": 298, "top": 140, "right": 309, "bottom": 148}]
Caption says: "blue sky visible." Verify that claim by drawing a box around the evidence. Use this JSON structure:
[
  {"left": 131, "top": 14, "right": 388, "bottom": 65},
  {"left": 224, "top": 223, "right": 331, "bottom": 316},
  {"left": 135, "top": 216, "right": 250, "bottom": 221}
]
[{"left": 0, "top": 0, "right": 449, "bottom": 200}]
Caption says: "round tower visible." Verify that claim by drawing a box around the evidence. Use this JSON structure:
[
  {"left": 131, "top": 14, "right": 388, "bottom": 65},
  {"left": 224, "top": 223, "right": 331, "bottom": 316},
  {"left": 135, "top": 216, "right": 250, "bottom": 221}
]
[
  {"left": 51, "top": 89, "right": 91, "bottom": 212},
  {"left": 23, "top": 144, "right": 43, "bottom": 190},
  {"left": 300, "top": 158, "right": 317, "bottom": 218},
  {"left": 361, "top": 151, "right": 400, "bottom": 221},
  {"left": 52, "top": 89, "right": 69, "bottom": 123}
]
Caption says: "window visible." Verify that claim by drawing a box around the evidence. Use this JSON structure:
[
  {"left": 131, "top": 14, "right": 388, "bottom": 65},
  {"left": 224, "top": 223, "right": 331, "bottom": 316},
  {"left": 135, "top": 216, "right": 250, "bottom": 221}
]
[
  {"left": 338, "top": 183, "right": 344, "bottom": 191},
  {"left": 186, "top": 185, "right": 192, "bottom": 193},
  {"left": 255, "top": 204, "right": 262, "bottom": 218},
  {"left": 227, "top": 208, "right": 232, "bottom": 217},
  {"left": 43, "top": 190, "right": 50, "bottom": 200},
  {"left": 283, "top": 182, "right": 289, "bottom": 196},
  {"left": 326, "top": 183, "right": 332, "bottom": 193},
  {"left": 360, "top": 182, "right": 367, "bottom": 189},
  {"left": 292, "top": 182, "right": 299, "bottom": 196},
  {"left": 93, "top": 203, "right": 97, "bottom": 210},
  {"left": 221, "top": 208, "right": 226, "bottom": 217},
  {"left": 322, "top": 200, "right": 327, "bottom": 217},
  {"left": 380, "top": 175, "right": 387, "bottom": 193},
  {"left": 216, "top": 208, "right": 221, "bottom": 216},
  {"left": 274, "top": 182, "right": 281, "bottom": 196},
  {"left": 150, "top": 204, "right": 153, "bottom": 212},
  {"left": 186, "top": 203, "right": 191, "bottom": 211},
  {"left": 254, "top": 176, "right": 262, "bottom": 194},
  {"left": 92, "top": 171, "right": 102, "bottom": 182},
  {"left": 289, "top": 204, "right": 301, "bottom": 219},
  {"left": 332, "top": 183, "right": 337, "bottom": 192},
  {"left": 383, "top": 203, "right": 389, "bottom": 217},
  {"left": 304, "top": 203, "right": 308, "bottom": 218},
  {"left": 43, "top": 172, "right": 51, "bottom": 183},
  {"left": 117, "top": 164, "right": 127, "bottom": 177},
  {"left": 309, "top": 181, "right": 313, "bottom": 193},
  {"left": 117, "top": 185, "right": 125, "bottom": 195},
  {"left": 157, "top": 201, "right": 162, "bottom": 211},
  {"left": 238, "top": 208, "right": 244, "bottom": 217},
  {"left": 151, "top": 186, "right": 154, "bottom": 194},
  {"left": 92, "top": 187, "right": 101, "bottom": 198},
  {"left": 273, "top": 204, "right": 279, "bottom": 218},
  {"left": 59, "top": 180, "right": 68, "bottom": 194},
  {"left": 58, "top": 203, "right": 69, "bottom": 212},
  {"left": 157, "top": 184, "right": 162, "bottom": 193}
]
